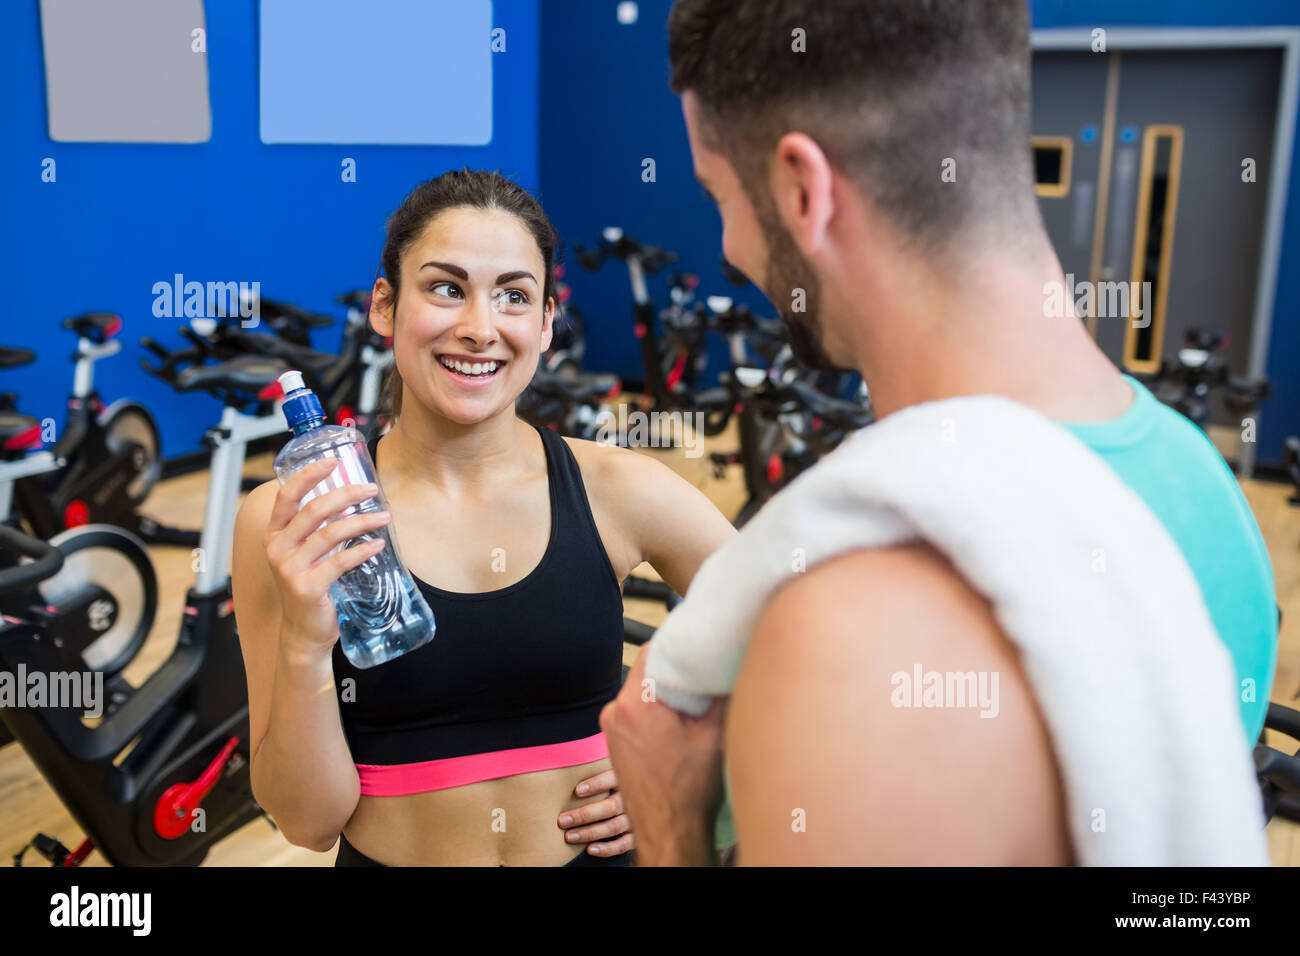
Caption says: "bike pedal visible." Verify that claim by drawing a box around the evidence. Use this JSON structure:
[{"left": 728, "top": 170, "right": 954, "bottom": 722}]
[{"left": 13, "top": 832, "right": 72, "bottom": 867}]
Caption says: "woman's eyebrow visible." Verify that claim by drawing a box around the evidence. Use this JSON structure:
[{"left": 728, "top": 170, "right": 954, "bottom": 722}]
[
  {"left": 495, "top": 270, "right": 536, "bottom": 285},
  {"left": 421, "top": 261, "right": 468, "bottom": 279},
  {"left": 419, "top": 262, "right": 535, "bottom": 286}
]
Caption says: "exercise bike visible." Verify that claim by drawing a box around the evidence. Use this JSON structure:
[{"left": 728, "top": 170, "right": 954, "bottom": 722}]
[
  {"left": 0, "top": 314, "right": 198, "bottom": 547},
  {"left": 519, "top": 270, "right": 625, "bottom": 443},
  {"left": 0, "top": 404, "right": 161, "bottom": 753},
  {"left": 540, "top": 265, "right": 589, "bottom": 378},
  {"left": 574, "top": 228, "right": 684, "bottom": 411},
  {"left": 0, "top": 349, "right": 289, "bottom": 865},
  {"left": 1144, "top": 329, "right": 1271, "bottom": 432},
  {"left": 700, "top": 298, "right": 873, "bottom": 526},
  {"left": 517, "top": 367, "right": 623, "bottom": 443},
  {"left": 187, "top": 290, "right": 394, "bottom": 444}
]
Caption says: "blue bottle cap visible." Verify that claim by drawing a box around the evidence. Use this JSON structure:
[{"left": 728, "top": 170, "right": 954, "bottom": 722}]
[{"left": 278, "top": 370, "right": 324, "bottom": 429}]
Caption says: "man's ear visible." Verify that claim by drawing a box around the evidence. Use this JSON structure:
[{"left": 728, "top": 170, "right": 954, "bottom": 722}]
[
  {"left": 370, "top": 278, "right": 395, "bottom": 336},
  {"left": 540, "top": 297, "right": 555, "bottom": 354},
  {"left": 770, "top": 132, "right": 834, "bottom": 254}
]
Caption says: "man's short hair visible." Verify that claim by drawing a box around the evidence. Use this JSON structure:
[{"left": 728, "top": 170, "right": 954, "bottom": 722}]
[{"left": 669, "top": 0, "right": 1039, "bottom": 254}]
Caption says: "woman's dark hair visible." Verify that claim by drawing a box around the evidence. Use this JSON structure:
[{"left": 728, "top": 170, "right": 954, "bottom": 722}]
[{"left": 377, "top": 168, "right": 561, "bottom": 419}]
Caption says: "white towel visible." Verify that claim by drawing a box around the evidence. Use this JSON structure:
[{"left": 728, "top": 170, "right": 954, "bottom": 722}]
[{"left": 645, "top": 395, "right": 1269, "bottom": 865}]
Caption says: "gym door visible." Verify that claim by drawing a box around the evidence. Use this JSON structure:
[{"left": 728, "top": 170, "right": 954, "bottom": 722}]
[{"left": 1030, "top": 45, "right": 1283, "bottom": 425}]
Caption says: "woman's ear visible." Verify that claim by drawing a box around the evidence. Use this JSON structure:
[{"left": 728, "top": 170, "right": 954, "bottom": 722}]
[
  {"left": 370, "top": 278, "right": 396, "bottom": 336},
  {"left": 540, "top": 297, "right": 555, "bottom": 354}
]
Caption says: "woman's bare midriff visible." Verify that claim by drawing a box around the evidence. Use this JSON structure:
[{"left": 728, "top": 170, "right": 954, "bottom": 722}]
[{"left": 341, "top": 756, "right": 615, "bottom": 866}]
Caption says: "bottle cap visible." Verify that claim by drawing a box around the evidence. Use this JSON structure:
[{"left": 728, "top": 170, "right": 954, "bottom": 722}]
[
  {"left": 278, "top": 370, "right": 325, "bottom": 429},
  {"left": 278, "top": 369, "right": 306, "bottom": 394}
]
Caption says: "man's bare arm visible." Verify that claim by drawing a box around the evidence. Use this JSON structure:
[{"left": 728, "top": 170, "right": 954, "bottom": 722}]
[{"left": 726, "top": 542, "right": 1071, "bottom": 865}]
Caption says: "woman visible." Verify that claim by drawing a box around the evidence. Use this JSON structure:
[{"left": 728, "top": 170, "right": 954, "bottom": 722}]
[{"left": 231, "top": 169, "right": 736, "bottom": 866}]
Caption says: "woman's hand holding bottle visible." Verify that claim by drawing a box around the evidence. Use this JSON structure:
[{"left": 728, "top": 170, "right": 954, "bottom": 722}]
[{"left": 264, "top": 459, "right": 391, "bottom": 656}]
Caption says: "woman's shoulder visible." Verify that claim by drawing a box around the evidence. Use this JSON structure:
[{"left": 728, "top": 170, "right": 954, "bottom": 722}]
[
  {"left": 561, "top": 433, "right": 661, "bottom": 483},
  {"left": 559, "top": 434, "right": 703, "bottom": 512},
  {"left": 232, "top": 478, "right": 281, "bottom": 567},
  {"left": 235, "top": 477, "right": 281, "bottom": 529}
]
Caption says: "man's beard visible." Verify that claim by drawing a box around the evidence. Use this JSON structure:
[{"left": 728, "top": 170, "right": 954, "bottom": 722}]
[{"left": 755, "top": 202, "right": 839, "bottom": 372}]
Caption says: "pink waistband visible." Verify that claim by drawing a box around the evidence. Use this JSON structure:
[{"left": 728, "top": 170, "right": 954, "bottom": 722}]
[{"left": 355, "top": 733, "right": 611, "bottom": 796}]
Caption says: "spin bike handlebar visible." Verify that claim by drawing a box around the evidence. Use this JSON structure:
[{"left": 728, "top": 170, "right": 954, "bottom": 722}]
[
  {"left": 787, "top": 380, "right": 875, "bottom": 431},
  {"left": 703, "top": 302, "right": 788, "bottom": 369},
  {"left": 0, "top": 522, "right": 64, "bottom": 596},
  {"left": 574, "top": 229, "right": 680, "bottom": 276},
  {"left": 700, "top": 365, "right": 870, "bottom": 438},
  {"left": 254, "top": 296, "right": 335, "bottom": 331}
]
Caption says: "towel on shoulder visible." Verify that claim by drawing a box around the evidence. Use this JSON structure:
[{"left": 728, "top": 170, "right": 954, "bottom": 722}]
[{"left": 644, "top": 395, "right": 1269, "bottom": 865}]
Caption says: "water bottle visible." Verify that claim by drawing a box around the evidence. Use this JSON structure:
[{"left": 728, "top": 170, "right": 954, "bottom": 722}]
[{"left": 272, "top": 370, "right": 435, "bottom": 668}]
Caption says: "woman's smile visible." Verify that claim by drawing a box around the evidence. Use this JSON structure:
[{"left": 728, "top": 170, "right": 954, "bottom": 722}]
[{"left": 436, "top": 351, "right": 508, "bottom": 388}]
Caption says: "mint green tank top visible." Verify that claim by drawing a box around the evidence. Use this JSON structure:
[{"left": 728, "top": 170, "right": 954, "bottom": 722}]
[{"left": 713, "top": 376, "right": 1277, "bottom": 852}]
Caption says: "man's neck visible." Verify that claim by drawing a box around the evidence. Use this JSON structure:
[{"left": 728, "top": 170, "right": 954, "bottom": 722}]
[{"left": 848, "top": 247, "right": 1133, "bottom": 424}]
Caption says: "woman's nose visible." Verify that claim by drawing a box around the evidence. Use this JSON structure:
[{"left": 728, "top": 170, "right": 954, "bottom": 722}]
[{"left": 455, "top": 295, "right": 500, "bottom": 347}]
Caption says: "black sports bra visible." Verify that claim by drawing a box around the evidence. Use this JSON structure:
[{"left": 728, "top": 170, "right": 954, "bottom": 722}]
[{"left": 331, "top": 425, "right": 626, "bottom": 795}]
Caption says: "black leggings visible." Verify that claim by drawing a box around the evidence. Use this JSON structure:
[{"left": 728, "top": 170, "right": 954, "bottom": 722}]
[{"left": 335, "top": 832, "right": 633, "bottom": 867}]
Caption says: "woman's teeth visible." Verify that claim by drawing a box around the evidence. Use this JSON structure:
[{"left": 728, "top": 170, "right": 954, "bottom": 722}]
[{"left": 439, "top": 356, "right": 501, "bottom": 377}]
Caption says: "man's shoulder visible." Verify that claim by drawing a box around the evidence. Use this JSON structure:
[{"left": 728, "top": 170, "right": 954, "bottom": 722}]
[
  {"left": 755, "top": 541, "right": 1016, "bottom": 675},
  {"left": 768, "top": 542, "right": 989, "bottom": 624}
]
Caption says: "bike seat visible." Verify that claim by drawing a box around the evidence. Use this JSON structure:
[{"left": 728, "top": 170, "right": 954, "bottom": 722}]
[
  {"left": 0, "top": 410, "right": 42, "bottom": 456},
  {"left": 0, "top": 347, "right": 36, "bottom": 369},
  {"left": 175, "top": 354, "right": 289, "bottom": 398},
  {"left": 222, "top": 329, "right": 338, "bottom": 375},
  {"left": 61, "top": 312, "right": 122, "bottom": 341},
  {"left": 788, "top": 380, "right": 873, "bottom": 429}
]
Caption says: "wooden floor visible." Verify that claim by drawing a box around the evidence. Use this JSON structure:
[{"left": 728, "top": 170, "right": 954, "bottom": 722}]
[{"left": 1, "top": 420, "right": 1297, "bottom": 866}]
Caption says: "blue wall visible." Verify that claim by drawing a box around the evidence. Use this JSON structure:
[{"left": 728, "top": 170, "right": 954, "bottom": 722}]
[
  {"left": 0, "top": 0, "right": 538, "bottom": 458},
  {"left": 538, "top": 0, "right": 750, "bottom": 398},
  {"left": 539, "top": 0, "right": 1300, "bottom": 467}
]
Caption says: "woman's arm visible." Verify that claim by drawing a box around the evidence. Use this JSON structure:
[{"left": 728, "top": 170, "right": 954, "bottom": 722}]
[
  {"left": 577, "top": 440, "right": 737, "bottom": 595},
  {"left": 230, "top": 474, "right": 371, "bottom": 851}
]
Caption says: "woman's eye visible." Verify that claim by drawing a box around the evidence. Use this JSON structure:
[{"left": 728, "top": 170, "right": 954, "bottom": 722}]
[
  {"left": 498, "top": 289, "right": 528, "bottom": 307},
  {"left": 431, "top": 281, "right": 462, "bottom": 299}
]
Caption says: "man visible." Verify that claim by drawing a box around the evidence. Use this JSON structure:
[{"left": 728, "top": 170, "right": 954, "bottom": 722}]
[{"left": 599, "top": 0, "right": 1276, "bottom": 864}]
